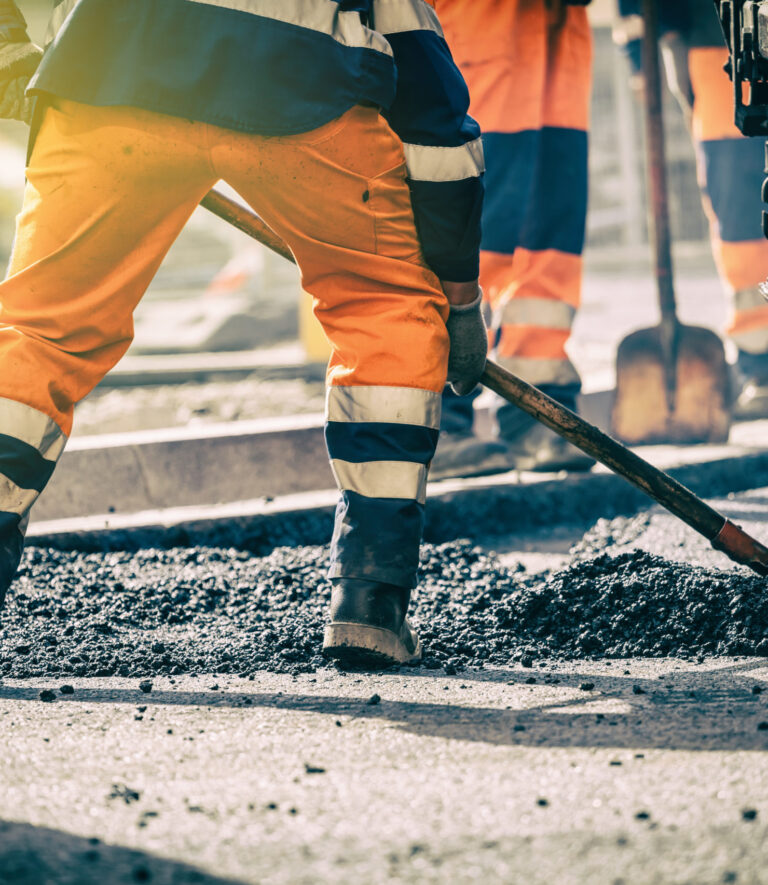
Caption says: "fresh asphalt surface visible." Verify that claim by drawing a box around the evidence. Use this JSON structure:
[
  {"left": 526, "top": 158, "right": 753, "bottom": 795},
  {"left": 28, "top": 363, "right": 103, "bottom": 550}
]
[{"left": 3, "top": 490, "right": 768, "bottom": 883}]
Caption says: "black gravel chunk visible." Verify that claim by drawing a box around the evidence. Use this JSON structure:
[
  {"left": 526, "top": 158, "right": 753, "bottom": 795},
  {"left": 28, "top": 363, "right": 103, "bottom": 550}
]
[
  {"left": 59, "top": 685, "right": 74, "bottom": 695},
  {"left": 757, "top": 722, "right": 768, "bottom": 731},
  {"left": 580, "top": 683, "right": 595, "bottom": 692},
  {"left": 3, "top": 542, "right": 768, "bottom": 678},
  {"left": 38, "top": 689, "right": 56, "bottom": 702},
  {"left": 138, "top": 681, "right": 153, "bottom": 694},
  {"left": 109, "top": 784, "right": 141, "bottom": 804},
  {"left": 304, "top": 764, "right": 326, "bottom": 774},
  {"left": 741, "top": 808, "right": 758, "bottom": 821},
  {"left": 366, "top": 694, "right": 381, "bottom": 706},
  {"left": 632, "top": 685, "right": 646, "bottom": 695}
]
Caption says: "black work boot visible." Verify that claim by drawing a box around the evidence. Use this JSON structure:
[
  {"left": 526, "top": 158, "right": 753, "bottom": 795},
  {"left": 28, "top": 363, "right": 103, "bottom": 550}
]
[
  {"left": 0, "top": 515, "right": 25, "bottom": 610},
  {"left": 323, "top": 579, "right": 422, "bottom": 668}
]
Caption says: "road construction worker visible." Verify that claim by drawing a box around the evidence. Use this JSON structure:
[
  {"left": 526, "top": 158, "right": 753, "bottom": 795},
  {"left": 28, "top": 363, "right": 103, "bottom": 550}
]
[
  {"left": 431, "top": 0, "right": 595, "bottom": 478},
  {"left": 615, "top": 0, "right": 768, "bottom": 418},
  {"left": 0, "top": 0, "right": 486, "bottom": 668}
]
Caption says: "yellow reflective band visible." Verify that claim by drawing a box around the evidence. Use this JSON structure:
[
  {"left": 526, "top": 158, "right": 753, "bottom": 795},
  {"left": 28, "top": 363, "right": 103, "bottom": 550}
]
[
  {"left": 0, "top": 474, "right": 40, "bottom": 518},
  {"left": 0, "top": 398, "right": 66, "bottom": 461},
  {"left": 185, "top": 0, "right": 392, "bottom": 55},
  {"left": 45, "top": 0, "right": 80, "bottom": 45},
  {"left": 403, "top": 138, "right": 485, "bottom": 183},
  {"left": 501, "top": 298, "right": 576, "bottom": 331},
  {"left": 331, "top": 459, "right": 428, "bottom": 505},
  {"left": 326, "top": 386, "right": 441, "bottom": 429},
  {"left": 372, "top": 0, "right": 443, "bottom": 37}
]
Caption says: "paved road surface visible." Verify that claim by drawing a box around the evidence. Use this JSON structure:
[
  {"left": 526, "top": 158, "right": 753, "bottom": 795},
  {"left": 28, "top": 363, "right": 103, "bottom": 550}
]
[{"left": 4, "top": 489, "right": 768, "bottom": 883}]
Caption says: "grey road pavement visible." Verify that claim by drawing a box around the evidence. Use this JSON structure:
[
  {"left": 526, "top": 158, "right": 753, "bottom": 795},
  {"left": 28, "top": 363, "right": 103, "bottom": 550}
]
[
  {"left": 6, "top": 487, "right": 768, "bottom": 884},
  {"left": 3, "top": 660, "right": 768, "bottom": 884}
]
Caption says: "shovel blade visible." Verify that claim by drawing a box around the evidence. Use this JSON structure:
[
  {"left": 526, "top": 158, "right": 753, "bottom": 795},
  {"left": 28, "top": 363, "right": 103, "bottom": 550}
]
[{"left": 611, "top": 324, "right": 731, "bottom": 445}]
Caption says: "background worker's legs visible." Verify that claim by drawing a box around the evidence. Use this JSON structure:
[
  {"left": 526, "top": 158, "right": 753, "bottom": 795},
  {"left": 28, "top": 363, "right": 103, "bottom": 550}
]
[
  {"left": 438, "top": 0, "right": 593, "bottom": 472},
  {"left": 617, "top": 0, "right": 768, "bottom": 418},
  {"left": 212, "top": 106, "right": 449, "bottom": 588},
  {"left": 687, "top": 45, "right": 768, "bottom": 415},
  {"left": 0, "top": 100, "right": 219, "bottom": 597}
]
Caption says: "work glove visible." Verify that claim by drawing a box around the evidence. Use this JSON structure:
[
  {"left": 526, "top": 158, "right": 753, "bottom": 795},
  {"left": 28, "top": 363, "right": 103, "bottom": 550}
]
[
  {"left": 0, "top": 2, "right": 42, "bottom": 125},
  {"left": 445, "top": 290, "right": 487, "bottom": 396}
]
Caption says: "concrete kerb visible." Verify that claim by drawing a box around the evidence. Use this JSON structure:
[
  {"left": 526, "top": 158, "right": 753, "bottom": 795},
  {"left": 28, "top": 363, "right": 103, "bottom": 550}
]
[
  {"left": 27, "top": 445, "right": 768, "bottom": 554},
  {"left": 98, "top": 346, "right": 327, "bottom": 387},
  {"left": 33, "top": 414, "right": 332, "bottom": 522}
]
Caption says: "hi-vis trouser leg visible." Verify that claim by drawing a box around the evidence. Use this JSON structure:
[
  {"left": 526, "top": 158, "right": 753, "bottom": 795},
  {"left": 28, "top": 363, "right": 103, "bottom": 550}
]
[
  {"left": 0, "top": 100, "right": 448, "bottom": 594},
  {"left": 438, "top": 0, "right": 592, "bottom": 395},
  {"left": 687, "top": 47, "right": 768, "bottom": 356}
]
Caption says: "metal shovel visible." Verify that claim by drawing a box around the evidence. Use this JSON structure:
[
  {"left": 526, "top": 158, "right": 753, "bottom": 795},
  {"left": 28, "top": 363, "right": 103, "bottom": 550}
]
[{"left": 610, "top": 0, "right": 731, "bottom": 445}]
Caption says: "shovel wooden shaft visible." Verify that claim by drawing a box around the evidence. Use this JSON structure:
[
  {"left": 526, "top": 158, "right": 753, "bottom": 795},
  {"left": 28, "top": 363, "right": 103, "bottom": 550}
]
[
  {"left": 200, "top": 190, "right": 295, "bottom": 264},
  {"left": 642, "top": 0, "right": 678, "bottom": 405},
  {"left": 482, "top": 361, "right": 723, "bottom": 535},
  {"left": 200, "top": 187, "right": 768, "bottom": 575}
]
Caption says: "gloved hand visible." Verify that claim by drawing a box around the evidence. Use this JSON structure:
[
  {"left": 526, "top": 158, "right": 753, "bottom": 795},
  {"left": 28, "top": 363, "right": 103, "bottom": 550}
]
[
  {"left": 445, "top": 289, "right": 488, "bottom": 396},
  {"left": 0, "top": 3, "right": 42, "bottom": 125}
]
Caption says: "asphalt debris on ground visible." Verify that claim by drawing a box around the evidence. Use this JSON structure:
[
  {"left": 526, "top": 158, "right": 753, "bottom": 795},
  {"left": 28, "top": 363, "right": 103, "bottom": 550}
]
[{"left": 2, "top": 534, "right": 768, "bottom": 678}]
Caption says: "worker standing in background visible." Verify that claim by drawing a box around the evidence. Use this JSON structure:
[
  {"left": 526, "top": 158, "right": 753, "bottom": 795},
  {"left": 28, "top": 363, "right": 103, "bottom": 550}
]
[
  {"left": 0, "top": 0, "right": 487, "bottom": 667},
  {"left": 432, "top": 0, "right": 595, "bottom": 477},
  {"left": 615, "top": 0, "right": 768, "bottom": 418}
]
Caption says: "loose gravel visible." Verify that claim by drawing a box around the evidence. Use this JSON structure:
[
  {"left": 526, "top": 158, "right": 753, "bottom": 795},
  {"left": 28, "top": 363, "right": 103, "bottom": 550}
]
[{"left": 2, "top": 538, "right": 768, "bottom": 678}]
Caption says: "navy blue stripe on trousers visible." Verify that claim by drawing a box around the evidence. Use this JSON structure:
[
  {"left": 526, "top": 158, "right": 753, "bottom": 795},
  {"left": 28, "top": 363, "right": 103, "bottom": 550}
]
[
  {"left": 0, "top": 511, "right": 24, "bottom": 608},
  {"left": 481, "top": 127, "right": 588, "bottom": 257},
  {"left": 329, "top": 492, "right": 425, "bottom": 589},
  {"left": 0, "top": 433, "right": 57, "bottom": 492},
  {"left": 324, "top": 385, "right": 441, "bottom": 589},
  {"left": 325, "top": 421, "right": 438, "bottom": 465},
  {"left": 699, "top": 136, "right": 767, "bottom": 243}
]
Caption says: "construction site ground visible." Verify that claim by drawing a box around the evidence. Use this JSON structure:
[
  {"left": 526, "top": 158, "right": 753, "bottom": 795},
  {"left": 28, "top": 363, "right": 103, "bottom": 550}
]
[{"left": 4, "top": 490, "right": 768, "bottom": 885}]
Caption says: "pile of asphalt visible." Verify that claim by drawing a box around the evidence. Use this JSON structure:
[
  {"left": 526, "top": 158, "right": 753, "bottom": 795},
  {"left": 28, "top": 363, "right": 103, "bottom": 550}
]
[{"left": 1, "top": 539, "right": 766, "bottom": 678}]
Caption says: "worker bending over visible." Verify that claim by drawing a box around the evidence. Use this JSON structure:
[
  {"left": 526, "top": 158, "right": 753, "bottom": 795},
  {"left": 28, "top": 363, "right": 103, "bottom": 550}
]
[{"left": 0, "top": 0, "right": 486, "bottom": 667}]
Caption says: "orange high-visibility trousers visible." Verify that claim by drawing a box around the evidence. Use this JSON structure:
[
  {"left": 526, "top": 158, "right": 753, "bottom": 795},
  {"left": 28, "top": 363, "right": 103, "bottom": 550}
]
[
  {"left": 436, "top": 0, "right": 592, "bottom": 394},
  {"left": 0, "top": 100, "right": 449, "bottom": 592},
  {"left": 687, "top": 47, "right": 768, "bottom": 355}
]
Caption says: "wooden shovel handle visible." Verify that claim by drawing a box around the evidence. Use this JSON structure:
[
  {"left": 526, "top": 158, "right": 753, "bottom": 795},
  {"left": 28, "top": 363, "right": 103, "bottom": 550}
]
[
  {"left": 200, "top": 188, "right": 768, "bottom": 576},
  {"left": 482, "top": 362, "right": 768, "bottom": 576},
  {"left": 200, "top": 190, "right": 295, "bottom": 264}
]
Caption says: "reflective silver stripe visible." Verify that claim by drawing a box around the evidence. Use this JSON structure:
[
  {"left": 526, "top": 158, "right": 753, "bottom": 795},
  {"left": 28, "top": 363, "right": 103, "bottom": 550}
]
[
  {"left": 326, "top": 386, "right": 441, "bottom": 429},
  {"left": 730, "top": 326, "right": 768, "bottom": 354},
  {"left": 734, "top": 285, "right": 768, "bottom": 313},
  {"left": 372, "top": 0, "right": 443, "bottom": 37},
  {"left": 46, "top": 0, "right": 393, "bottom": 54},
  {"left": 612, "top": 14, "right": 644, "bottom": 46},
  {"left": 403, "top": 138, "right": 485, "bottom": 183},
  {"left": 185, "top": 0, "right": 393, "bottom": 55},
  {"left": 0, "top": 475, "right": 40, "bottom": 518},
  {"left": 331, "top": 459, "right": 428, "bottom": 504},
  {"left": 501, "top": 298, "right": 576, "bottom": 331},
  {"left": 45, "top": 0, "right": 80, "bottom": 44},
  {"left": 0, "top": 398, "right": 66, "bottom": 461},
  {"left": 497, "top": 355, "right": 581, "bottom": 388}
]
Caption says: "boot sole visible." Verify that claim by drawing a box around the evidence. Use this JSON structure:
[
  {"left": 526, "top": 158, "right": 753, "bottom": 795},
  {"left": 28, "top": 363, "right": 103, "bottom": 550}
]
[{"left": 322, "top": 622, "right": 422, "bottom": 668}]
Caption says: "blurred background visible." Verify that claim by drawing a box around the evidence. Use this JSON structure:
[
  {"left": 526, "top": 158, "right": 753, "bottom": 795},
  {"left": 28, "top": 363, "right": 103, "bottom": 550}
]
[{"left": 0, "top": 0, "right": 723, "bottom": 438}]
